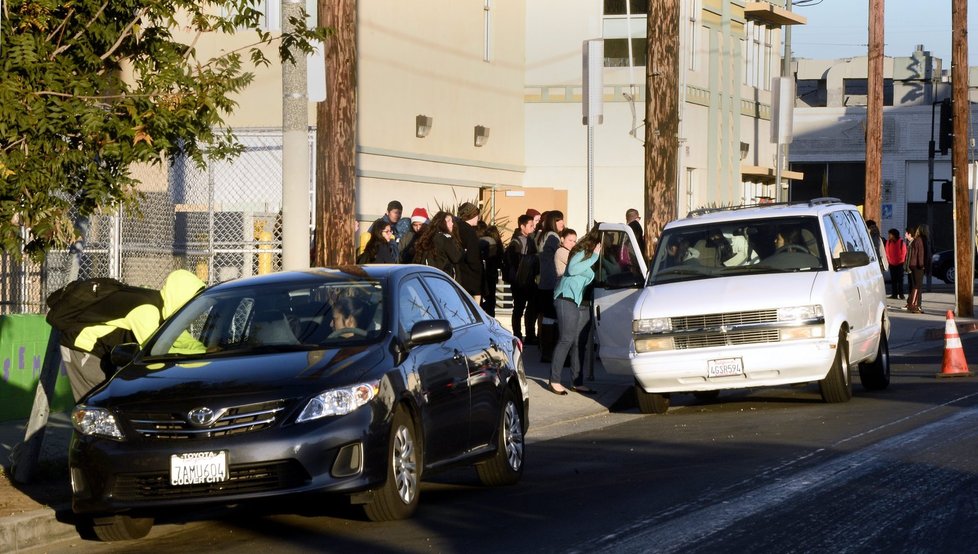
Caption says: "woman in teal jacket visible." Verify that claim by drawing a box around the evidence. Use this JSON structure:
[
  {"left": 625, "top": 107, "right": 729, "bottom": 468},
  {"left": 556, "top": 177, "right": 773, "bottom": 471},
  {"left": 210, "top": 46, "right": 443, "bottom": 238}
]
[{"left": 548, "top": 226, "right": 602, "bottom": 395}]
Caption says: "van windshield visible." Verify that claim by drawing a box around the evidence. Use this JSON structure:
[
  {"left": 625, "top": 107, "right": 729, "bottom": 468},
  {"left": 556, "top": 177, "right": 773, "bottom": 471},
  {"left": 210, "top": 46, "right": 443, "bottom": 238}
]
[{"left": 649, "top": 216, "right": 827, "bottom": 285}]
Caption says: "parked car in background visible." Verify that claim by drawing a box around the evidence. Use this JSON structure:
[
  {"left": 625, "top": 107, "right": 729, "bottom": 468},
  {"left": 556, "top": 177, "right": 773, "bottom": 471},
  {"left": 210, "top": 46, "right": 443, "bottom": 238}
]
[
  {"left": 70, "top": 265, "right": 528, "bottom": 541},
  {"left": 932, "top": 249, "right": 978, "bottom": 283},
  {"left": 592, "top": 199, "right": 890, "bottom": 414}
]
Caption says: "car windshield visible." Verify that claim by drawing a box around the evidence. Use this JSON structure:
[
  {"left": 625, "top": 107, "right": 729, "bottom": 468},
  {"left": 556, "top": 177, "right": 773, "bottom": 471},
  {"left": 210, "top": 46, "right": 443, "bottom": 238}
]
[
  {"left": 146, "top": 278, "right": 386, "bottom": 358},
  {"left": 649, "top": 216, "right": 827, "bottom": 285}
]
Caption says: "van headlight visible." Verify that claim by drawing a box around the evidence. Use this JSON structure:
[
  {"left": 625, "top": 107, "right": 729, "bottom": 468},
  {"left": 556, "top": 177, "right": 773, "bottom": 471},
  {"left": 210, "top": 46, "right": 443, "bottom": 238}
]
[
  {"left": 297, "top": 381, "right": 380, "bottom": 422},
  {"left": 777, "top": 305, "right": 823, "bottom": 323},
  {"left": 633, "top": 318, "right": 672, "bottom": 334},
  {"left": 777, "top": 305, "right": 825, "bottom": 340},
  {"left": 71, "top": 406, "right": 124, "bottom": 440}
]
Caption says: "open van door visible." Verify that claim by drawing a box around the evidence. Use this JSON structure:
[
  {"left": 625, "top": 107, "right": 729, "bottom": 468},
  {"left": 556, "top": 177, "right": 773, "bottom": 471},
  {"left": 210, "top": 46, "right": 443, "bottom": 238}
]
[{"left": 592, "top": 223, "right": 648, "bottom": 376}]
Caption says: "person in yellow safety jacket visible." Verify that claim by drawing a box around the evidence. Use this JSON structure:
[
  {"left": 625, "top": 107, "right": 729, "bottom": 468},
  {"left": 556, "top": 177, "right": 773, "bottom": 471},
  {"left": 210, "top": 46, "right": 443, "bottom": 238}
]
[{"left": 60, "top": 269, "right": 205, "bottom": 401}]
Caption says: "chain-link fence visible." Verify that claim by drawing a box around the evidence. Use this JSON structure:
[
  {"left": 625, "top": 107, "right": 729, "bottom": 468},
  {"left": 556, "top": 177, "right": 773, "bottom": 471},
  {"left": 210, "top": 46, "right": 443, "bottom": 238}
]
[{"left": 0, "top": 131, "right": 295, "bottom": 315}]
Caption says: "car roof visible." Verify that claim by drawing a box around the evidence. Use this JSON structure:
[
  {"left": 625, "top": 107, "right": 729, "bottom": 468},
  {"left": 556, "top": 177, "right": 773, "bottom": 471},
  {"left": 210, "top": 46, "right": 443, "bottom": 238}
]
[
  {"left": 667, "top": 198, "right": 857, "bottom": 230},
  {"left": 204, "top": 264, "right": 443, "bottom": 292}
]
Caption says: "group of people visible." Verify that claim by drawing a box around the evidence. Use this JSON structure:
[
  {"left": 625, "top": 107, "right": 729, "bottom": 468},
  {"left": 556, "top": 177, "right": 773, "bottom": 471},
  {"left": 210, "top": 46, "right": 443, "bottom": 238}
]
[
  {"left": 356, "top": 200, "right": 501, "bottom": 315},
  {"left": 882, "top": 222, "right": 931, "bottom": 314},
  {"left": 358, "top": 201, "right": 647, "bottom": 397}
]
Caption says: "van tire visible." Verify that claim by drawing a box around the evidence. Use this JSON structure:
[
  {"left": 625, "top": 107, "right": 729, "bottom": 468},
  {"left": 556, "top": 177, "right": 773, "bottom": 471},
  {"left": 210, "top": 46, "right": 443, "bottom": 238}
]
[
  {"left": 636, "top": 384, "right": 670, "bottom": 414},
  {"left": 858, "top": 332, "right": 890, "bottom": 391},
  {"left": 820, "top": 332, "right": 853, "bottom": 403}
]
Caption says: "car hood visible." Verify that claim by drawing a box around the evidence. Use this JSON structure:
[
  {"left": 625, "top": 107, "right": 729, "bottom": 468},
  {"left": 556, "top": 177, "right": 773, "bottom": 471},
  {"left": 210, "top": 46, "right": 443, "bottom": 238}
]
[
  {"left": 637, "top": 272, "right": 818, "bottom": 317},
  {"left": 90, "top": 345, "right": 387, "bottom": 406}
]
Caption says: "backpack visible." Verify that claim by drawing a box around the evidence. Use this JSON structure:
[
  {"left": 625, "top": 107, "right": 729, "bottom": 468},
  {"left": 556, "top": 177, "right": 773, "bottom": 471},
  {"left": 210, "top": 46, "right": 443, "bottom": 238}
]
[{"left": 46, "top": 278, "right": 159, "bottom": 332}]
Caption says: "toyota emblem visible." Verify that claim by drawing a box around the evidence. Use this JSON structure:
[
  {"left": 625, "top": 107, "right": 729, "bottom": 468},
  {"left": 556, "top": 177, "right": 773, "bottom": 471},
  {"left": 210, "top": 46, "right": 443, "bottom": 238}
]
[{"left": 187, "top": 407, "right": 218, "bottom": 427}]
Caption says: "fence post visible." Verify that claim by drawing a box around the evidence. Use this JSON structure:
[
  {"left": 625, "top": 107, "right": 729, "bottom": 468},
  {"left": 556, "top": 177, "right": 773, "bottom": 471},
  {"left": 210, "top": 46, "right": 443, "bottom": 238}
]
[{"left": 11, "top": 329, "right": 63, "bottom": 483}]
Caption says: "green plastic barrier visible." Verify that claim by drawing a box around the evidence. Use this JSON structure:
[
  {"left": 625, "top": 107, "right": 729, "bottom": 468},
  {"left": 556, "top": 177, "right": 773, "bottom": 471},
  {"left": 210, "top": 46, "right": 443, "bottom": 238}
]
[{"left": 0, "top": 314, "right": 74, "bottom": 422}]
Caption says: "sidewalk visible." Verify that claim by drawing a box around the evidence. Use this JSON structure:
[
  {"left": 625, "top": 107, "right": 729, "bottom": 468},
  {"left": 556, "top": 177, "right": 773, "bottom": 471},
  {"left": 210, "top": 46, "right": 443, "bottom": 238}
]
[{"left": 1, "top": 289, "right": 970, "bottom": 551}]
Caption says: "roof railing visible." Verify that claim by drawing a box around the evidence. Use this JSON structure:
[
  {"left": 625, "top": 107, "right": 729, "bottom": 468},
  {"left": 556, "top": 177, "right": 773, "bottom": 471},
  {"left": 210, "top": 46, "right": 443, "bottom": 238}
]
[{"left": 686, "top": 197, "right": 844, "bottom": 218}]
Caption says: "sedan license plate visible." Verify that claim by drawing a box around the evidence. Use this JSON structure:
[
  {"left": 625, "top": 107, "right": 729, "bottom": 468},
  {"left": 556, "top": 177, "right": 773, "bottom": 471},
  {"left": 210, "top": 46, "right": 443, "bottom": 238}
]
[
  {"left": 708, "top": 357, "right": 744, "bottom": 378},
  {"left": 170, "top": 451, "right": 229, "bottom": 486}
]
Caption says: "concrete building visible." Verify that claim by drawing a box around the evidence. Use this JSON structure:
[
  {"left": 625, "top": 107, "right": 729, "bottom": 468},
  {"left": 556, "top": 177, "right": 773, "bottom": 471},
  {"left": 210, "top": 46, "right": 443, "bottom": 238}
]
[{"left": 789, "top": 45, "right": 978, "bottom": 251}]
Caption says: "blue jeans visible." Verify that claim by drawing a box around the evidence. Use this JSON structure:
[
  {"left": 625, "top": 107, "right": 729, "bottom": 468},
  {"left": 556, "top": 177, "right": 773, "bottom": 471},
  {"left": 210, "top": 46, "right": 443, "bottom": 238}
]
[{"left": 551, "top": 297, "right": 591, "bottom": 384}]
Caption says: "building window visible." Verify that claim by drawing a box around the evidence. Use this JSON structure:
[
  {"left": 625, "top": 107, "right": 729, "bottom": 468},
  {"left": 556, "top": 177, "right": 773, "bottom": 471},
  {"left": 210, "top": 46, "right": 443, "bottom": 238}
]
[
  {"left": 225, "top": 0, "right": 318, "bottom": 32},
  {"left": 603, "top": 0, "right": 648, "bottom": 67},
  {"left": 743, "top": 21, "right": 772, "bottom": 90},
  {"left": 686, "top": 0, "right": 701, "bottom": 71}
]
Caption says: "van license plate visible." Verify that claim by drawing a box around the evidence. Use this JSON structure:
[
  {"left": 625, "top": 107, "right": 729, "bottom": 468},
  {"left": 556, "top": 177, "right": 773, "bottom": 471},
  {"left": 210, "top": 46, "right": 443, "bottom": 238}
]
[
  {"left": 170, "top": 451, "right": 228, "bottom": 486},
  {"left": 708, "top": 358, "right": 744, "bottom": 378}
]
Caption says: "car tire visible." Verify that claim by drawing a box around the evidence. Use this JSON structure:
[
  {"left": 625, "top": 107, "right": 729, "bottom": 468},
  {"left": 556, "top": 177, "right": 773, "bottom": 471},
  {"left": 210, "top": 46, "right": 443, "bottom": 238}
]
[
  {"left": 81, "top": 514, "right": 154, "bottom": 542},
  {"left": 635, "top": 383, "right": 670, "bottom": 414},
  {"left": 858, "top": 331, "right": 891, "bottom": 391},
  {"left": 819, "top": 332, "right": 853, "bottom": 403},
  {"left": 363, "top": 406, "right": 421, "bottom": 522},
  {"left": 476, "top": 391, "right": 525, "bottom": 486}
]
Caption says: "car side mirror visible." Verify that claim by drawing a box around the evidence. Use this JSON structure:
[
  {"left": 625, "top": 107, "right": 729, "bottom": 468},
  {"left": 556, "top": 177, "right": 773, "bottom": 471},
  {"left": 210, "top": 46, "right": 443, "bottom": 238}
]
[
  {"left": 406, "top": 319, "right": 452, "bottom": 348},
  {"left": 835, "top": 251, "right": 870, "bottom": 270},
  {"left": 109, "top": 342, "right": 141, "bottom": 369}
]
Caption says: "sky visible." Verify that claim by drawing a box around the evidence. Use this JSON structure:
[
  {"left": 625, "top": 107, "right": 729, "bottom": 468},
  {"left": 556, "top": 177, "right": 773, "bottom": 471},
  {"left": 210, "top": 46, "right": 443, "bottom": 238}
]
[{"left": 788, "top": 0, "right": 977, "bottom": 64}]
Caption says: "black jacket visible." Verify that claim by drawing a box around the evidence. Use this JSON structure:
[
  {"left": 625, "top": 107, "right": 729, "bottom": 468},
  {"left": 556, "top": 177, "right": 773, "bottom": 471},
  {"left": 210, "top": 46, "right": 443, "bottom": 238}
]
[{"left": 456, "top": 220, "right": 483, "bottom": 296}]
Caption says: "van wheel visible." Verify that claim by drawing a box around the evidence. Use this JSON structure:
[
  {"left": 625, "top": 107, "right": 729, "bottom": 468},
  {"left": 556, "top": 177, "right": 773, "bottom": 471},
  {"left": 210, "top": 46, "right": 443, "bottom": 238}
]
[
  {"left": 81, "top": 514, "right": 154, "bottom": 541},
  {"left": 635, "top": 384, "right": 670, "bottom": 414},
  {"left": 819, "top": 332, "right": 853, "bottom": 403},
  {"left": 363, "top": 406, "right": 420, "bottom": 521},
  {"left": 858, "top": 332, "right": 891, "bottom": 391}
]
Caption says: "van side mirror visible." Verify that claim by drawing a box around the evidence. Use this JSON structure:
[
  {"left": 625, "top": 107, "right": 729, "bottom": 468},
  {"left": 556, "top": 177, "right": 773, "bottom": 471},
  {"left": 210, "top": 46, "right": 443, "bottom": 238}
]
[
  {"left": 604, "top": 272, "right": 645, "bottom": 289},
  {"left": 835, "top": 251, "right": 870, "bottom": 270}
]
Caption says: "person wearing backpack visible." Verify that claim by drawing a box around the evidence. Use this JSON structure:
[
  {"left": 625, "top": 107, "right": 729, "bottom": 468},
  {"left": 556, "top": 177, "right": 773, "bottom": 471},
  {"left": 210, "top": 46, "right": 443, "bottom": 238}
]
[
  {"left": 47, "top": 269, "right": 206, "bottom": 401},
  {"left": 504, "top": 214, "right": 539, "bottom": 345}
]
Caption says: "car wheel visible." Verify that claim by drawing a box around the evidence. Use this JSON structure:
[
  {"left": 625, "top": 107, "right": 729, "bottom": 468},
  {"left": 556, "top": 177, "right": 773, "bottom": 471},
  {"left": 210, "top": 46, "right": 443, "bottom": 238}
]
[
  {"left": 819, "top": 332, "right": 853, "bottom": 403},
  {"left": 363, "top": 406, "right": 421, "bottom": 522},
  {"left": 945, "top": 265, "right": 956, "bottom": 284},
  {"left": 858, "top": 331, "right": 891, "bottom": 391},
  {"left": 476, "top": 391, "right": 525, "bottom": 486},
  {"left": 81, "top": 514, "right": 154, "bottom": 542},
  {"left": 693, "top": 390, "right": 720, "bottom": 401},
  {"left": 635, "top": 383, "right": 670, "bottom": 414}
]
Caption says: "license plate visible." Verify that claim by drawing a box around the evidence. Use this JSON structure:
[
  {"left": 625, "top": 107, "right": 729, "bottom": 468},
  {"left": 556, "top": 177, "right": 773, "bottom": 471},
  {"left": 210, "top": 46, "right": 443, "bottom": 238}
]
[
  {"left": 170, "top": 451, "right": 229, "bottom": 486},
  {"left": 708, "top": 357, "right": 744, "bottom": 378}
]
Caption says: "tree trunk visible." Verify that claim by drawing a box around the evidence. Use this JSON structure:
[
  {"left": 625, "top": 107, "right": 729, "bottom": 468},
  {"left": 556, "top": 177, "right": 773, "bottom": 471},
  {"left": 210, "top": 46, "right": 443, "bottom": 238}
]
[
  {"left": 314, "top": 0, "right": 358, "bottom": 266},
  {"left": 644, "top": 0, "right": 680, "bottom": 256}
]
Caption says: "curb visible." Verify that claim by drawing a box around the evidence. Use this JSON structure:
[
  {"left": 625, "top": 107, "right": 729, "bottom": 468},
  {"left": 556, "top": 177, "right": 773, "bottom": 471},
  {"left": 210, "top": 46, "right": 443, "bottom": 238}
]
[
  {"left": 0, "top": 506, "right": 76, "bottom": 552},
  {"left": 923, "top": 321, "right": 978, "bottom": 341}
]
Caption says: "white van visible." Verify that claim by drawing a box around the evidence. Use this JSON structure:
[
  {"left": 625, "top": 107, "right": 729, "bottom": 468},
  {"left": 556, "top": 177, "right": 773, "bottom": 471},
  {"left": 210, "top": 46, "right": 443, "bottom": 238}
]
[{"left": 592, "top": 199, "right": 890, "bottom": 414}]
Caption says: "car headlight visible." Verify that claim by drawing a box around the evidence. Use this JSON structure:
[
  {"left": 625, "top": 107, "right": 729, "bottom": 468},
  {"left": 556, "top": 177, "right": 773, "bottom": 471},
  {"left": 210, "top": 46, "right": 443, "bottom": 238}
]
[
  {"left": 633, "top": 317, "right": 672, "bottom": 334},
  {"left": 777, "top": 305, "right": 823, "bottom": 323},
  {"left": 71, "top": 406, "right": 124, "bottom": 440},
  {"left": 932, "top": 254, "right": 941, "bottom": 263},
  {"left": 297, "top": 381, "right": 380, "bottom": 422}
]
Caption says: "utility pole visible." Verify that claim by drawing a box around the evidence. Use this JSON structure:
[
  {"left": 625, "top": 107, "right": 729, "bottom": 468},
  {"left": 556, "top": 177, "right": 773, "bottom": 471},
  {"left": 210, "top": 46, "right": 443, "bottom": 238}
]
[
  {"left": 952, "top": 0, "right": 973, "bottom": 316},
  {"left": 644, "top": 0, "right": 679, "bottom": 256},
  {"left": 864, "top": 0, "right": 883, "bottom": 224},
  {"left": 313, "top": 0, "right": 358, "bottom": 266},
  {"left": 281, "top": 0, "right": 310, "bottom": 271}
]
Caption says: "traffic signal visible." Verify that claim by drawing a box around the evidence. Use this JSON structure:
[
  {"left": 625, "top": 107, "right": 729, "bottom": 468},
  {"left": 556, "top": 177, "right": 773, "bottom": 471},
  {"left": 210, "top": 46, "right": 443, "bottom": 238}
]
[
  {"left": 939, "top": 98, "right": 953, "bottom": 155},
  {"left": 941, "top": 180, "right": 952, "bottom": 202}
]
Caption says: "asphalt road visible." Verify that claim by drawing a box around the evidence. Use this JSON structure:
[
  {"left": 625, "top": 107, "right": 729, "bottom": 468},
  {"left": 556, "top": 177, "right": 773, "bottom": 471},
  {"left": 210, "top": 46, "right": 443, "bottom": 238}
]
[{"left": 30, "top": 336, "right": 978, "bottom": 554}]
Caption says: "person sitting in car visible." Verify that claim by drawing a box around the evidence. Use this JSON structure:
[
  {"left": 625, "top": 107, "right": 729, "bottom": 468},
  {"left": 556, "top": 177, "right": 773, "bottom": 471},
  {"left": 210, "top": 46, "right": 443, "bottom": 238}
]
[{"left": 329, "top": 296, "right": 369, "bottom": 339}]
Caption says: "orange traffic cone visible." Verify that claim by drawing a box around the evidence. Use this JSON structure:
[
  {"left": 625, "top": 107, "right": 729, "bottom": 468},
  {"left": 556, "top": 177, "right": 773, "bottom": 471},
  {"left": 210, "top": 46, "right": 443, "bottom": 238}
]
[{"left": 937, "top": 310, "right": 972, "bottom": 378}]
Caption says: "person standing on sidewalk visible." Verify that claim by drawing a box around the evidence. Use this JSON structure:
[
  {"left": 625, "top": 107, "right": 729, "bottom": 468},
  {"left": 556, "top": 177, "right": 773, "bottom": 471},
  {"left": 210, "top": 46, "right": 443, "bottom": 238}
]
[
  {"left": 906, "top": 225, "right": 926, "bottom": 313},
  {"left": 357, "top": 219, "right": 398, "bottom": 264},
  {"left": 413, "top": 211, "right": 463, "bottom": 278},
  {"left": 504, "top": 214, "right": 539, "bottom": 345},
  {"left": 455, "top": 202, "right": 484, "bottom": 305},
  {"left": 535, "top": 210, "right": 564, "bottom": 363},
  {"left": 885, "top": 228, "right": 907, "bottom": 300},
  {"left": 547, "top": 225, "right": 602, "bottom": 396}
]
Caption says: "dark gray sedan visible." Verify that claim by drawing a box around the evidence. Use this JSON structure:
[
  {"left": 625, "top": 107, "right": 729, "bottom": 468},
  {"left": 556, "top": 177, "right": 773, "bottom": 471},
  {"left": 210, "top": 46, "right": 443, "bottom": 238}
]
[{"left": 69, "top": 265, "right": 528, "bottom": 541}]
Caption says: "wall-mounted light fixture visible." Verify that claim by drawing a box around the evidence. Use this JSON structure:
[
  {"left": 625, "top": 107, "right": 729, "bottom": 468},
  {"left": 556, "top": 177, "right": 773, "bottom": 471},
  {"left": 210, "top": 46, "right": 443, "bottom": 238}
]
[
  {"left": 416, "top": 115, "right": 433, "bottom": 138},
  {"left": 474, "top": 125, "right": 490, "bottom": 147}
]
